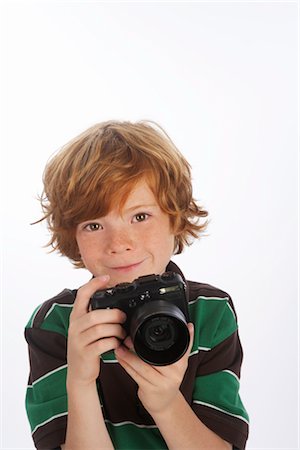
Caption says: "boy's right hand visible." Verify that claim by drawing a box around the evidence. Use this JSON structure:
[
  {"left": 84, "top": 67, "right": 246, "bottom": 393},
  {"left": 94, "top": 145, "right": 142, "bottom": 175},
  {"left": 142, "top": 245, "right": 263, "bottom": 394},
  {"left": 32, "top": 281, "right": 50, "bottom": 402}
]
[{"left": 66, "top": 275, "right": 127, "bottom": 387}]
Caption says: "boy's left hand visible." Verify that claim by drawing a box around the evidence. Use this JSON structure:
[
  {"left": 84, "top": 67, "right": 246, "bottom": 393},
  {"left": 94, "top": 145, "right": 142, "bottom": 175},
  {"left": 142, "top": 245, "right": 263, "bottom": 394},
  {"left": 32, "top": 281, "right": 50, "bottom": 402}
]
[{"left": 115, "top": 323, "right": 194, "bottom": 416}]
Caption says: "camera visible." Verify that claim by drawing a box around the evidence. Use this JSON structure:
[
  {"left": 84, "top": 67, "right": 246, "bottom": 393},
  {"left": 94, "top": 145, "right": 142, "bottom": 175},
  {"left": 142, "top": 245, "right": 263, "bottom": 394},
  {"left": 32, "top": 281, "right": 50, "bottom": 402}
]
[{"left": 90, "top": 272, "right": 190, "bottom": 366}]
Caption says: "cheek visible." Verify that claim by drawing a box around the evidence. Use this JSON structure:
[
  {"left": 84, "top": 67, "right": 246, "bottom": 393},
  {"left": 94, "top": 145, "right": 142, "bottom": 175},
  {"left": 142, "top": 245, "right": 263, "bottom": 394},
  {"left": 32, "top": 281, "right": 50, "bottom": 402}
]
[
  {"left": 75, "top": 236, "right": 84, "bottom": 257},
  {"left": 168, "top": 235, "right": 176, "bottom": 254},
  {"left": 152, "top": 231, "right": 175, "bottom": 256},
  {"left": 76, "top": 236, "right": 95, "bottom": 260}
]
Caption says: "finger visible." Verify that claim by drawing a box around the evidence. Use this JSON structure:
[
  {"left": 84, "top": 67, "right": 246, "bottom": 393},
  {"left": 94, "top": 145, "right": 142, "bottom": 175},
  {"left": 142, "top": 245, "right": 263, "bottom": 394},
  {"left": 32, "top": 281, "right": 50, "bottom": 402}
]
[
  {"left": 71, "top": 275, "right": 110, "bottom": 319},
  {"left": 115, "top": 345, "right": 153, "bottom": 386},
  {"left": 123, "top": 336, "right": 134, "bottom": 350},
  {"left": 88, "top": 336, "right": 124, "bottom": 358},
  {"left": 76, "top": 308, "right": 127, "bottom": 333},
  {"left": 81, "top": 323, "right": 127, "bottom": 347},
  {"left": 187, "top": 322, "right": 195, "bottom": 356},
  {"left": 69, "top": 308, "right": 127, "bottom": 341},
  {"left": 116, "top": 345, "right": 164, "bottom": 386},
  {"left": 116, "top": 356, "right": 146, "bottom": 385}
]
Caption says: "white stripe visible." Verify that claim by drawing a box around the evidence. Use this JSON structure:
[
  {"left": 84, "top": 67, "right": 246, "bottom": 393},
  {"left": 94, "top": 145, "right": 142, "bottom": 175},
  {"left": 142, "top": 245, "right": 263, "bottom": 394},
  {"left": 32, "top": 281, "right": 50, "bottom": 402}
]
[
  {"left": 105, "top": 419, "right": 158, "bottom": 429},
  {"left": 223, "top": 369, "right": 240, "bottom": 384},
  {"left": 197, "top": 346, "right": 211, "bottom": 351},
  {"left": 45, "top": 303, "right": 73, "bottom": 319},
  {"left": 32, "top": 411, "right": 68, "bottom": 435},
  {"left": 189, "top": 295, "right": 229, "bottom": 306},
  {"left": 193, "top": 400, "right": 249, "bottom": 425},
  {"left": 29, "top": 304, "right": 43, "bottom": 328},
  {"left": 189, "top": 346, "right": 211, "bottom": 357},
  {"left": 226, "top": 301, "right": 236, "bottom": 320},
  {"left": 102, "top": 359, "right": 119, "bottom": 363},
  {"left": 28, "top": 364, "right": 68, "bottom": 387},
  {"left": 189, "top": 295, "right": 237, "bottom": 322}
]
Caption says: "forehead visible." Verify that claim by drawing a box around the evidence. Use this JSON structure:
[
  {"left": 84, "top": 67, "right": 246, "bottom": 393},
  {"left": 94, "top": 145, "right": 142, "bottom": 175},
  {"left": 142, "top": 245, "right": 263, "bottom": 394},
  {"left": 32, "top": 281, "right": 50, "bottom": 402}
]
[{"left": 114, "top": 180, "right": 159, "bottom": 215}]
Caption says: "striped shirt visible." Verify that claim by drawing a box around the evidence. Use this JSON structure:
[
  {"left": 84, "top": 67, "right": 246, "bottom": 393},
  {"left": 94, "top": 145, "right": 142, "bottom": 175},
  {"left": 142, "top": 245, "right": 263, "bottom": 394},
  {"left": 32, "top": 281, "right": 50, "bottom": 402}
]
[{"left": 25, "top": 261, "right": 249, "bottom": 449}]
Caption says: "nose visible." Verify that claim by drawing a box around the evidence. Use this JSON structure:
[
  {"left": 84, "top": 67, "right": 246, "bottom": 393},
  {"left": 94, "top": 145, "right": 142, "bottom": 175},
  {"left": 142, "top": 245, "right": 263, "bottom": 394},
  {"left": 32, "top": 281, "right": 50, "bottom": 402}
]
[{"left": 106, "top": 227, "right": 135, "bottom": 255}]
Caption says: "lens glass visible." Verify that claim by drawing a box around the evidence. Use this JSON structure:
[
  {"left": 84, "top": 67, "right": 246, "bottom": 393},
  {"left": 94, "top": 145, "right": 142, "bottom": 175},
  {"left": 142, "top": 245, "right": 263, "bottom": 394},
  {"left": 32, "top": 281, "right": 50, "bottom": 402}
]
[{"left": 142, "top": 317, "right": 178, "bottom": 351}]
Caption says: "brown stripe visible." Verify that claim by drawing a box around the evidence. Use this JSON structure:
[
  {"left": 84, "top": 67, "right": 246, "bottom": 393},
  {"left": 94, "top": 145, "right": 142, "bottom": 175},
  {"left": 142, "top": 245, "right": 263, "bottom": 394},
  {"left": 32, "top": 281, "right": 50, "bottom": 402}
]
[
  {"left": 196, "top": 331, "right": 243, "bottom": 378},
  {"left": 33, "top": 415, "right": 67, "bottom": 449},
  {"left": 192, "top": 403, "right": 248, "bottom": 449},
  {"left": 32, "top": 289, "right": 75, "bottom": 328},
  {"left": 99, "top": 362, "right": 155, "bottom": 425},
  {"left": 188, "top": 281, "right": 238, "bottom": 319},
  {"left": 25, "top": 328, "right": 67, "bottom": 383}
]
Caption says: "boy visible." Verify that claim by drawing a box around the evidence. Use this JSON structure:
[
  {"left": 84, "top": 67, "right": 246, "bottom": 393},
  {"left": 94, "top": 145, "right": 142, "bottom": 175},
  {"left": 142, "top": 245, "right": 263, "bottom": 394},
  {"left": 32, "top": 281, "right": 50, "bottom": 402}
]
[{"left": 25, "top": 121, "right": 249, "bottom": 449}]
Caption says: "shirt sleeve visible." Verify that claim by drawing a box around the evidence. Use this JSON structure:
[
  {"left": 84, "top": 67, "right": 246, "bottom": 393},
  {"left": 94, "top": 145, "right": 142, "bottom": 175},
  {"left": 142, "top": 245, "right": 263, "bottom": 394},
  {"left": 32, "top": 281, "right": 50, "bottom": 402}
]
[
  {"left": 24, "top": 290, "right": 76, "bottom": 450},
  {"left": 25, "top": 291, "right": 75, "bottom": 448},
  {"left": 25, "top": 326, "right": 68, "bottom": 449},
  {"left": 186, "top": 294, "right": 249, "bottom": 449}
]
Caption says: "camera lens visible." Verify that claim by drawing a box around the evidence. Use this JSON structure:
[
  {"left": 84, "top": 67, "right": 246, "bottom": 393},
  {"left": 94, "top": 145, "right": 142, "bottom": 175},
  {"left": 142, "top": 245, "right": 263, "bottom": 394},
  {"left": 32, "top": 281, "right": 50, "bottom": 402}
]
[
  {"left": 130, "top": 300, "right": 190, "bottom": 366},
  {"left": 143, "top": 317, "right": 178, "bottom": 351}
]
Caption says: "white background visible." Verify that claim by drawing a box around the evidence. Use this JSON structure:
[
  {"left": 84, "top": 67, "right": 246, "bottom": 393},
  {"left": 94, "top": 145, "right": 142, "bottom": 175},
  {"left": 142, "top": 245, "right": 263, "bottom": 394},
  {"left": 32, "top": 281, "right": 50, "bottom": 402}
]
[{"left": 0, "top": 1, "right": 298, "bottom": 449}]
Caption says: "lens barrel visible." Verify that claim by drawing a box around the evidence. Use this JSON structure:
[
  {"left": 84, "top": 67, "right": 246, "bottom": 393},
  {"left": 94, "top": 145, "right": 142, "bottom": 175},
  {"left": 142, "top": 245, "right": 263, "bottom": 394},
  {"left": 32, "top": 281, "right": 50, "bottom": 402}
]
[{"left": 130, "top": 300, "right": 190, "bottom": 366}]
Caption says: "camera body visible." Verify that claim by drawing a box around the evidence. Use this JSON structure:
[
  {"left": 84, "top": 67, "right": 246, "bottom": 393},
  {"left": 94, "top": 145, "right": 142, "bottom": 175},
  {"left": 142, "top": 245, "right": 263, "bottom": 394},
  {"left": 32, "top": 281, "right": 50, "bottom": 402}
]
[{"left": 90, "top": 272, "right": 190, "bottom": 366}]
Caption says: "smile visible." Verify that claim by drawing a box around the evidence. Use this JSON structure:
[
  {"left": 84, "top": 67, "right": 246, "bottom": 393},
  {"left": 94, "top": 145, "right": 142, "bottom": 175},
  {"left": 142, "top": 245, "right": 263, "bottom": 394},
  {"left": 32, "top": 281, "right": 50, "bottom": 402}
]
[{"left": 110, "top": 261, "right": 144, "bottom": 272}]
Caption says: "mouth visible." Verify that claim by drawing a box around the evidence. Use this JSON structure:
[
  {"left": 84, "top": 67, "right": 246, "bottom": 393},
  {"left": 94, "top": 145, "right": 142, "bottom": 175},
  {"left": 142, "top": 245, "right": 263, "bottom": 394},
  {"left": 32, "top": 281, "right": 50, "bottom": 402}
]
[{"left": 110, "top": 260, "right": 144, "bottom": 272}]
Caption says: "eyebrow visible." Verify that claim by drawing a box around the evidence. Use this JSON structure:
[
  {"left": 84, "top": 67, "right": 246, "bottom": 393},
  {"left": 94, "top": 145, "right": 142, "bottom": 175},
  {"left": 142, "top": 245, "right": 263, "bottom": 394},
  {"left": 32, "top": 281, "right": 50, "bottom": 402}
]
[{"left": 124, "top": 204, "right": 158, "bottom": 213}]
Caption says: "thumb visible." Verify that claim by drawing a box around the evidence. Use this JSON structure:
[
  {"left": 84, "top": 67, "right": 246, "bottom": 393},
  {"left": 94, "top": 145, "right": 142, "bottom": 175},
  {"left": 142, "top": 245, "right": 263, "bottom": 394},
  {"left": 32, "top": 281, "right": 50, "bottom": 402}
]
[
  {"left": 187, "top": 322, "right": 194, "bottom": 355},
  {"left": 71, "top": 275, "right": 110, "bottom": 319}
]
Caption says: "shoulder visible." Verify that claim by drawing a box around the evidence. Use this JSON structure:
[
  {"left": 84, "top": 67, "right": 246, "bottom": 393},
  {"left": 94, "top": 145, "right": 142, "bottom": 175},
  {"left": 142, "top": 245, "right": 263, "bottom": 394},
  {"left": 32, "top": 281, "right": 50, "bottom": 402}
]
[
  {"left": 187, "top": 280, "right": 231, "bottom": 302},
  {"left": 186, "top": 280, "right": 238, "bottom": 349},
  {"left": 25, "top": 289, "right": 76, "bottom": 335},
  {"left": 186, "top": 279, "right": 237, "bottom": 318},
  {"left": 187, "top": 279, "right": 234, "bottom": 312}
]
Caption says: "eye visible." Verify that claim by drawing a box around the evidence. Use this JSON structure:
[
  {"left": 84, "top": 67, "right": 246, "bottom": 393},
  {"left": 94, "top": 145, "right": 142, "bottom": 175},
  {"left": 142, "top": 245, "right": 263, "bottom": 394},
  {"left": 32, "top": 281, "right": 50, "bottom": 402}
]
[
  {"left": 84, "top": 223, "right": 103, "bottom": 231},
  {"left": 133, "top": 213, "right": 149, "bottom": 223}
]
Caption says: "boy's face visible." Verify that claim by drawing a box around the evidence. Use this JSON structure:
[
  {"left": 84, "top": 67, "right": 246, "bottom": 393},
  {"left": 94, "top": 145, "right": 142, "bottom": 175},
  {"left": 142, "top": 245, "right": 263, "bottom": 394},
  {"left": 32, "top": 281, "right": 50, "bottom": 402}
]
[{"left": 75, "top": 179, "right": 175, "bottom": 287}]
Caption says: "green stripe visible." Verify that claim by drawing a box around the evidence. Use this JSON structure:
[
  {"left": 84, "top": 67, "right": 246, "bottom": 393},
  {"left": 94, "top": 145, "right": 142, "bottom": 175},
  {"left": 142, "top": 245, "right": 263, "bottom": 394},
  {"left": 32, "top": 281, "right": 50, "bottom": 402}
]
[
  {"left": 101, "top": 350, "right": 118, "bottom": 362},
  {"left": 188, "top": 297, "right": 238, "bottom": 351},
  {"left": 31, "top": 411, "right": 68, "bottom": 435},
  {"left": 106, "top": 421, "right": 167, "bottom": 450},
  {"left": 40, "top": 304, "right": 72, "bottom": 336},
  {"left": 25, "top": 304, "right": 42, "bottom": 328},
  {"left": 25, "top": 366, "right": 68, "bottom": 431},
  {"left": 193, "top": 370, "right": 249, "bottom": 423}
]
